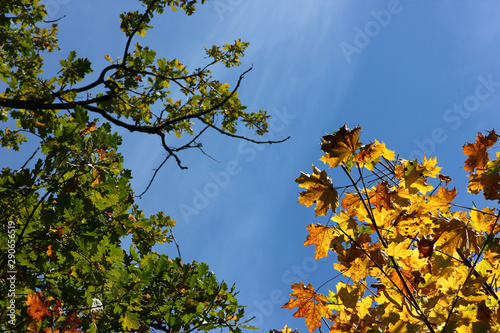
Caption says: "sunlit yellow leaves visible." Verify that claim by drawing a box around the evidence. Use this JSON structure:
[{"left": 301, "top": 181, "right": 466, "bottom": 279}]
[
  {"left": 355, "top": 140, "right": 395, "bottom": 171},
  {"left": 425, "top": 186, "right": 457, "bottom": 213},
  {"left": 386, "top": 239, "right": 414, "bottom": 259},
  {"left": 296, "top": 165, "right": 339, "bottom": 216},
  {"left": 398, "top": 250, "right": 428, "bottom": 272},
  {"left": 304, "top": 224, "right": 335, "bottom": 259},
  {"left": 287, "top": 125, "right": 500, "bottom": 333},
  {"left": 463, "top": 129, "right": 497, "bottom": 173},
  {"left": 283, "top": 282, "right": 330, "bottom": 333},
  {"left": 338, "top": 255, "right": 371, "bottom": 281},
  {"left": 470, "top": 207, "right": 497, "bottom": 233},
  {"left": 395, "top": 157, "right": 441, "bottom": 195},
  {"left": 332, "top": 211, "right": 358, "bottom": 238},
  {"left": 320, "top": 124, "right": 362, "bottom": 168},
  {"left": 328, "top": 281, "right": 364, "bottom": 312},
  {"left": 269, "top": 325, "right": 300, "bottom": 333}
]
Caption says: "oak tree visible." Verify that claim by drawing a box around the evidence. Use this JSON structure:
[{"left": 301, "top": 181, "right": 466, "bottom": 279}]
[{"left": 0, "top": 0, "right": 284, "bottom": 331}]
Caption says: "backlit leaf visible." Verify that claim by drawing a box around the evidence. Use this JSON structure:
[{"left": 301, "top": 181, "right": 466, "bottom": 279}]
[
  {"left": 463, "top": 130, "right": 497, "bottom": 173},
  {"left": 296, "top": 165, "right": 339, "bottom": 216},
  {"left": 320, "top": 124, "right": 362, "bottom": 168},
  {"left": 304, "top": 223, "right": 335, "bottom": 260},
  {"left": 25, "top": 292, "right": 51, "bottom": 321},
  {"left": 283, "top": 282, "right": 330, "bottom": 333}
]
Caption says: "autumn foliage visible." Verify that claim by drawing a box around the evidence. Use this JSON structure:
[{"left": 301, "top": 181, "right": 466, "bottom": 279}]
[{"left": 281, "top": 125, "right": 500, "bottom": 333}]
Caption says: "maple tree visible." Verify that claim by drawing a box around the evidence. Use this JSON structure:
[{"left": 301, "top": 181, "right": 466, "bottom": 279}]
[
  {"left": 278, "top": 124, "right": 500, "bottom": 333},
  {"left": 0, "top": 0, "right": 284, "bottom": 331}
]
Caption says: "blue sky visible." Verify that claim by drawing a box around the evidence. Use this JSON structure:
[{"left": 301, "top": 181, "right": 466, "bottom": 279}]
[{"left": 4, "top": 0, "right": 500, "bottom": 331}]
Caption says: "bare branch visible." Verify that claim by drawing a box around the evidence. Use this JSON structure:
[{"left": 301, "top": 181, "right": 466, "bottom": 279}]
[{"left": 197, "top": 117, "right": 290, "bottom": 144}]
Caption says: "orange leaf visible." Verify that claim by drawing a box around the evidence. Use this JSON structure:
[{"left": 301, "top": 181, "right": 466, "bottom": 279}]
[
  {"left": 367, "top": 180, "right": 395, "bottom": 212},
  {"left": 462, "top": 129, "right": 497, "bottom": 173},
  {"left": 296, "top": 165, "right": 339, "bottom": 216},
  {"left": 81, "top": 121, "right": 96, "bottom": 135},
  {"left": 320, "top": 124, "right": 362, "bottom": 168},
  {"left": 25, "top": 292, "right": 52, "bottom": 321},
  {"left": 46, "top": 245, "right": 54, "bottom": 257},
  {"left": 283, "top": 282, "right": 330, "bottom": 333},
  {"left": 60, "top": 312, "right": 82, "bottom": 332},
  {"left": 304, "top": 224, "right": 335, "bottom": 259},
  {"left": 467, "top": 171, "right": 500, "bottom": 202}
]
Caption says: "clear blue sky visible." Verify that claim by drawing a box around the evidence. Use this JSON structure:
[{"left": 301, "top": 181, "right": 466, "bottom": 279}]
[{"left": 5, "top": 0, "right": 500, "bottom": 331}]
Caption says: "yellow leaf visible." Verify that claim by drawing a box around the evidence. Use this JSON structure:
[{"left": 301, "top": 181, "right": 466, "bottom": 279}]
[
  {"left": 332, "top": 211, "right": 358, "bottom": 238},
  {"left": 320, "top": 124, "right": 362, "bottom": 168},
  {"left": 386, "top": 239, "right": 414, "bottom": 259},
  {"left": 304, "top": 224, "right": 334, "bottom": 259},
  {"left": 355, "top": 140, "right": 395, "bottom": 171},
  {"left": 104, "top": 54, "right": 112, "bottom": 62},
  {"left": 296, "top": 165, "right": 338, "bottom": 216},
  {"left": 395, "top": 158, "right": 438, "bottom": 195}
]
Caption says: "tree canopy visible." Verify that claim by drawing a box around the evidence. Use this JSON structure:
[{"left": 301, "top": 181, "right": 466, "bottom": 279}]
[
  {"left": 278, "top": 125, "right": 500, "bottom": 333},
  {"left": 0, "top": 0, "right": 284, "bottom": 331}
]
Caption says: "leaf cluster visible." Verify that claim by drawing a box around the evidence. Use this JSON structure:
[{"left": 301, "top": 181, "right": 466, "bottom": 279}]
[{"left": 280, "top": 125, "right": 500, "bottom": 333}]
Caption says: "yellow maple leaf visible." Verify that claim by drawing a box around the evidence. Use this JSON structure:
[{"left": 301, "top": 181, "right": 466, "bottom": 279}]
[
  {"left": 296, "top": 165, "right": 339, "bottom": 216},
  {"left": 331, "top": 211, "right": 358, "bottom": 238},
  {"left": 425, "top": 186, "right": 457, "bottom": 213},
  {"left": 320, "top": 124, "right": 362, "bottom": 168},
  {"left": 395, "top": 158, "right": 440, "bottom": 195},
  {"left": 386, "top": 239, "right": 414, "bottom": 259},
  {"left": 355, "top": 140, "right": 395, "bottom": 171},
  {"left": 470, "top": 207, "right": 497, "bottom": 233},
  {"left": 283, "top": 282, "right": 330, "bottom": 333},
  {"left": 304, "top": 224, "right": 335, "bottom": 259}
]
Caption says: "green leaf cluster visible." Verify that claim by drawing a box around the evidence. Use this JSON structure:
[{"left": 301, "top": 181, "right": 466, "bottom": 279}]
[{"left": 0, "top": 0, "right": 266, "bottom": 331}]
